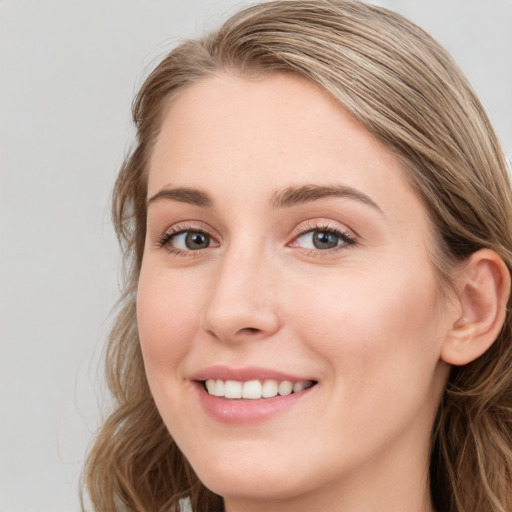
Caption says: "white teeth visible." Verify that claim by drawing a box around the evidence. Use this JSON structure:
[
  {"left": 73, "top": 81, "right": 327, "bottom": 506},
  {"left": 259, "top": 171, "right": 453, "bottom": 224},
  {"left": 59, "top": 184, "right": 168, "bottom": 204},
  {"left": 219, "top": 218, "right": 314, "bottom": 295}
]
[
  {"left": 224, "top": 380, "right": 242, "bottom": 399},
  {"left": 262, "top": 379, "right": 278, "bottom": 398},
  {"left": 204, "top": 378, "right": 314, "bottom": 399},
  {"left": 213, "top": 379, "right": 225, "bottom": 397},
  {"left": 278, "top": 381, "right": 293, "bottom": 396},
  {"left": 205, "top": 379, "right": 216, "bottom": 394},
  {"left": 242, "top": 380, "right": 262, "bottom": 399},
  {"left": 293, "top": 381, "right": 306, "bottom": 393}
]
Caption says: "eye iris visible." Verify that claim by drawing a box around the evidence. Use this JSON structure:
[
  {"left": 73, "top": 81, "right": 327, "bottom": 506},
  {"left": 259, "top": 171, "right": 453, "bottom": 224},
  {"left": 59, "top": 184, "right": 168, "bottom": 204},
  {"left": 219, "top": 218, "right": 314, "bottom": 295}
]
[
  {"left": 313, "top": 231, "right": 339, "bottom": 249},
  {"left": 185, "top": 232, "right": 210, "bottom": 250}
]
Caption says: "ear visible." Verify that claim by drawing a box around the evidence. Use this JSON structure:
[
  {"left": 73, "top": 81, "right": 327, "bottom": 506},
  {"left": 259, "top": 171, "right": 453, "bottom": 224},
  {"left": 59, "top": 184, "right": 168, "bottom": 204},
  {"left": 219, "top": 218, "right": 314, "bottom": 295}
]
[{"left": 441, "top": 249, "right": 511, "bottom": 366}]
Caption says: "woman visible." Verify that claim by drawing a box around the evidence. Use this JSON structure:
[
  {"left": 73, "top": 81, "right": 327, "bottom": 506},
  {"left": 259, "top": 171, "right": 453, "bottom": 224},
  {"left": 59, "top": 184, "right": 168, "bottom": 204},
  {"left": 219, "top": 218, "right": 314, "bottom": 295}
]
[{"left": 83, "top": 1, "right": 512, "bottom": 511}]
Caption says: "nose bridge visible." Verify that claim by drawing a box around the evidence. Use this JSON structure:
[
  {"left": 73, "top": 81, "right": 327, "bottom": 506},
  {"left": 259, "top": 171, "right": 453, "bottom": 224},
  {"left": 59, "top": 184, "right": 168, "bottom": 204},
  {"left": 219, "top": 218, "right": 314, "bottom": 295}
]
[{"left": 202, "top": 240, "right": 280, "bottom": 342}]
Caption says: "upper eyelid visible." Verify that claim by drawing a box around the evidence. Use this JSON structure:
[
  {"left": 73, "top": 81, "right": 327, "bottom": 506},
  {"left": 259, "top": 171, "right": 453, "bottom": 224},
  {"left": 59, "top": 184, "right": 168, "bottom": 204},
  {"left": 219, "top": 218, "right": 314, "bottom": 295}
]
[
  {"left": 290, "top": 219, "right": 356, "bottom": 238},
  {"left": 161, "top": 220, "right": 220, "bottom": 237}
]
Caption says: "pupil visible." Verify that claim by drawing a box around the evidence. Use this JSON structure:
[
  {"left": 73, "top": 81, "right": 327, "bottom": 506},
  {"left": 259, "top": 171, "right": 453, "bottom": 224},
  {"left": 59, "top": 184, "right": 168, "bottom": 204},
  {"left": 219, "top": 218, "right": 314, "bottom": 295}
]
[
  {"left": 185, "top": 232, "right": 209, "bottom": 250},
  {"left": 313, "top": 231, "right": 338, "bottom": 249}
]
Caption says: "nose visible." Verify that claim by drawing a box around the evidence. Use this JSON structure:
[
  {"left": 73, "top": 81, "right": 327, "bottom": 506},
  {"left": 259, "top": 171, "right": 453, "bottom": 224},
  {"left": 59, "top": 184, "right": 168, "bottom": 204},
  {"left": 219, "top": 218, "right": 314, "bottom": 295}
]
[{"left": 201, "top": 249, "right": 281, "bottom": 343}]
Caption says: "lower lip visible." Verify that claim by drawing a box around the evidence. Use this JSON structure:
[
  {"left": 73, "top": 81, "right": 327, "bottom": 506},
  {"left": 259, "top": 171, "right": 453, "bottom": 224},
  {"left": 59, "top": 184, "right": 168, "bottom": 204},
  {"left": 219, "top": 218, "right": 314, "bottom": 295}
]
[{"left": 194, "top": 382, "right": 315, "bottom": 424}]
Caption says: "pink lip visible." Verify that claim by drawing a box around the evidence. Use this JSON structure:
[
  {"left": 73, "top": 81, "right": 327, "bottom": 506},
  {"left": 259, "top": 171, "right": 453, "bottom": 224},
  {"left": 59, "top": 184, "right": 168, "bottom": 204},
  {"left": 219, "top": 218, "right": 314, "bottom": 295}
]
[
  {"left": 191, "top": 365, "right": 315, "bottom": 383},
  {"left": 190, "top": 366, "right": 317, "bottom": 425}
]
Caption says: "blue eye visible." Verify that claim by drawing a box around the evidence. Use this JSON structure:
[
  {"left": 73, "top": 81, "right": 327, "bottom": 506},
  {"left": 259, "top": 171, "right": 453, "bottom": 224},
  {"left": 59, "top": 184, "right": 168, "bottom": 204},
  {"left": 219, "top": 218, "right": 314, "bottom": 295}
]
[{"left": 294, "top": 229, "right": 355, "bottom": 250}]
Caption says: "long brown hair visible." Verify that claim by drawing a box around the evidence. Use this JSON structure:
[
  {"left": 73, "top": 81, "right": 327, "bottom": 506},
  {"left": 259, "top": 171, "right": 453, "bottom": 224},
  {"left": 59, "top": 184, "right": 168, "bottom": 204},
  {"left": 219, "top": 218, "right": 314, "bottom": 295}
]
[{"left": 83, "top": 2, "right": 512, "bottom": 511}]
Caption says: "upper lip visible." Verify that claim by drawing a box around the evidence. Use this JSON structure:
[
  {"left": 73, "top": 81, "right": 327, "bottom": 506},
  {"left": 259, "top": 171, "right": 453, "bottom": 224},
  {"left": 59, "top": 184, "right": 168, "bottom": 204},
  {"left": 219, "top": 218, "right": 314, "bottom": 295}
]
[{"left": 191, "top": 365, "right": 317, "bottom": 383}]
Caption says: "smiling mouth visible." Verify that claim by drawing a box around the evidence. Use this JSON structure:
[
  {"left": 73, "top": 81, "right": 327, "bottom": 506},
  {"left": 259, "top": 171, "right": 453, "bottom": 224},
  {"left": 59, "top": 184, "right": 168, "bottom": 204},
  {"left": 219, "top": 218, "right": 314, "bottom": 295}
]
[{"left": 202, "top": 379, "right": 317, "bottom": 400}]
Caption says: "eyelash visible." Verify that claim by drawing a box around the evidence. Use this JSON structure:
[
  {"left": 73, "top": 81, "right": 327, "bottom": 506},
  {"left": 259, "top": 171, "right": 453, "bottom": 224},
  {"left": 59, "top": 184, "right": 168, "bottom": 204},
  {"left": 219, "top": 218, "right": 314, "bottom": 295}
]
[
  {"left": 156, "top": 221, "right": 357, "bottom": 258},
  {"left": 291, "top": 221, "right": 357, "bottom": 254},
  {"left": 156, "top": 223, "right": 214, "bottom": 257}
]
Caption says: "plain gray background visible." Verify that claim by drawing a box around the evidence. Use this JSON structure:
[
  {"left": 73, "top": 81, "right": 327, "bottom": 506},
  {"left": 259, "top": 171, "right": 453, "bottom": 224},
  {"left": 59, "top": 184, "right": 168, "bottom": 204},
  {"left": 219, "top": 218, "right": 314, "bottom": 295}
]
[{"left": 1, "top": 1, "right": 511, "bottom": 511}]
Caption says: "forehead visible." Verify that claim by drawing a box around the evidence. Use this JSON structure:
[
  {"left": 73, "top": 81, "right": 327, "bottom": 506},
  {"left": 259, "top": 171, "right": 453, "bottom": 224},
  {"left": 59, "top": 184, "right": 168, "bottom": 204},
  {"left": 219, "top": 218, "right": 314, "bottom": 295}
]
[{"left": 147, "top": 72, "right": 427, "bottom": 232}]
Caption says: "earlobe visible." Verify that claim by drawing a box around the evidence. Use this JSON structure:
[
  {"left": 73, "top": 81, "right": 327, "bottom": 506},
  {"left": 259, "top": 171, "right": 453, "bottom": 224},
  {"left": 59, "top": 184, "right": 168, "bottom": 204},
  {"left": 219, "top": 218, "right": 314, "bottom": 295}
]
[{"left": 441, "top": 249, "right": 511, "bottom": 366}]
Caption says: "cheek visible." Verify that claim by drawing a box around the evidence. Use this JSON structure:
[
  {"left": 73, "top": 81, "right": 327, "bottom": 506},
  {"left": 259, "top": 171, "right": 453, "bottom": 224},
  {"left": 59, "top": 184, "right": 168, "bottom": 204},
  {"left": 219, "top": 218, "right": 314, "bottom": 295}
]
[
  {"left": 287, "top": 266, "right": 446, "bottom": 456},
  {"left": 287, "top": 263, "right": 444, "bottom": 390},
  {"left": 136, "top": 265, "right": 201, "bottom": 380}
]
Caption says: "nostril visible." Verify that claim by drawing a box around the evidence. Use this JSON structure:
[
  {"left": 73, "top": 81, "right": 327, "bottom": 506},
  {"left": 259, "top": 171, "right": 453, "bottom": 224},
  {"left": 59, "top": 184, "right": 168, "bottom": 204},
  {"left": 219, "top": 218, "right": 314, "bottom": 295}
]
[{"left": 238, "top": 327, "right": 260, "bottom": 335}]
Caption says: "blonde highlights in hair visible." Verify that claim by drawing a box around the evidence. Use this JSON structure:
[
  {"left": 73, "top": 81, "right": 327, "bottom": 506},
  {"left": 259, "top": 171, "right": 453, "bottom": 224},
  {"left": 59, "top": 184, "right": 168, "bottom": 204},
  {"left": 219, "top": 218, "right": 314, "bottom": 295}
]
[{"left": 83, "top": 2, "right": 512, "bottom": 511}]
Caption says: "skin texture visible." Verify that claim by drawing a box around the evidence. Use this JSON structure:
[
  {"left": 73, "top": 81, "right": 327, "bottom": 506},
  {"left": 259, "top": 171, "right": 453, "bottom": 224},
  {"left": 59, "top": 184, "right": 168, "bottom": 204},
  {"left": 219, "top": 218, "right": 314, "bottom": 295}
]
[{"left": 137, "top": 73, "right": 461, "bottom": 512}]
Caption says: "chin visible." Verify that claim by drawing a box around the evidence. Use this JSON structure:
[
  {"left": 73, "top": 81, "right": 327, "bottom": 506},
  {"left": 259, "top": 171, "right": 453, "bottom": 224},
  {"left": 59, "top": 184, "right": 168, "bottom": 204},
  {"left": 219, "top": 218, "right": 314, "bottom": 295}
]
[
  {"left": 185, "top": 446, "right": 312, "bottom": 502},
  {"left": 198, "top": 468, "right": 304, "bottom": 503}
]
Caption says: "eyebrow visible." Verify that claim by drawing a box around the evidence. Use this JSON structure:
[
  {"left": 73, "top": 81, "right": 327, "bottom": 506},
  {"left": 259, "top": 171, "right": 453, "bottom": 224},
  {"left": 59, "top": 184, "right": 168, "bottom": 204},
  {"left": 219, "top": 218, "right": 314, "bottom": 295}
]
[
  {"left": 270, "top": 184, "right": 382, "bottom": 212},
  {"left": 147, "top": 187, "right": 213, "bottom": 208},
  {"left": 147, "top": 183, "right": 381, "bottom": 213}
]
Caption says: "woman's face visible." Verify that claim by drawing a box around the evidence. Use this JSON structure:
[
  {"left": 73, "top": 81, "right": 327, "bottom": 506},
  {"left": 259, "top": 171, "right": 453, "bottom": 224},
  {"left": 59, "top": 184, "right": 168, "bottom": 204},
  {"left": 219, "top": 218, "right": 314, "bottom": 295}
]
[{"left": 138, "top": 73, "right": 455, "bottom": 510}]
